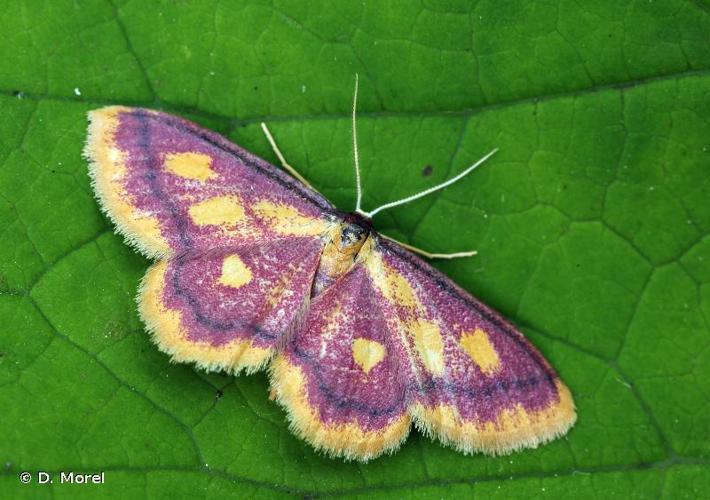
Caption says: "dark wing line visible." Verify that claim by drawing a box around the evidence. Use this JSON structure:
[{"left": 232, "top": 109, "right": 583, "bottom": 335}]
[
  {"left": 290, "top": 271, "right": 406, "bottom": 417},
  {"left": 291, "top": 342, "right": 551, "bottom": 416},
  {"left": 169, "top": 251, "right": 278, "bottom": 342},
  {"left": 136, "top": 110, "right": 195, "bottom": 249},
  {"left": 165, "top": 237, "right": 327, "bottom": 342},
  {"left": 373, "top": 234, "right": 558, "bottom": 382},
  {"left": 137, "top": 109, "right": 338, "bottom": 216}
]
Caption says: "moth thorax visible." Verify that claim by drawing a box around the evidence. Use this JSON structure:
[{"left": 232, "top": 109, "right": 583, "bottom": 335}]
[
  {"left": 311, "top": 217, "right": 371, "bottom": 298},
  {"left": 335, "top": 220, "right": 369, "bottom": 259}
]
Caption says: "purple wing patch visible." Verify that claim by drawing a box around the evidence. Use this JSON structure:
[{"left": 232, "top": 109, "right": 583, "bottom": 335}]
[
  {"left": 139, "top": 238, "right": 324, "bottom": 373},
  {"left": 369, "top": 237, "right": 576, "bottom": 455},
  {"left": 271, "top": 263, "right": 411, "bottom": 460},
  {"left": 85, "top": 106, "right": 336, "bottom": 258}
]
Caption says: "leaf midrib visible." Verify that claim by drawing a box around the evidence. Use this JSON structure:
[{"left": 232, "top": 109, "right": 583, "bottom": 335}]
[{"left": 0, "top": 67, "right": 707, "bottom": 128}]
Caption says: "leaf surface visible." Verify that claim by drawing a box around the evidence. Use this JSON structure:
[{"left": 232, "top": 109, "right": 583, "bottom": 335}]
[{"left": 1, "top": 1, "right": 708, "bottom": 497}]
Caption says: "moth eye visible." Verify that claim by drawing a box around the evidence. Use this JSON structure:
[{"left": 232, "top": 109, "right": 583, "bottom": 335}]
[
  {"left": 459, "top": 328, "right": 501, "bottom": 375},
  {"left": 218, "top": 254, "right": 252, "bottom": 288},
  {"left": 340, "top": 224, "right": 363, "bottom": 246},
  {"left": 351, "top": 338, "right": 386, "bottom": 374},
  {"left": 164, "top": 151, "right": 215, "bottom": 181}
]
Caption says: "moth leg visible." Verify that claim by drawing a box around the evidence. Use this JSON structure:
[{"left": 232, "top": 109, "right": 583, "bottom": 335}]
[
  {"left": 260, "top": 122, "right": 315, "bottom": 190},
  {"left": 379, "top": 233, "right": 477, "bottom": 260}
]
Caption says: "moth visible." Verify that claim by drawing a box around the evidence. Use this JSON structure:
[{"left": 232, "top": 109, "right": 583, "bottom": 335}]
[{"left": 84, "top": 81, "right": 575, "bottom": 462}]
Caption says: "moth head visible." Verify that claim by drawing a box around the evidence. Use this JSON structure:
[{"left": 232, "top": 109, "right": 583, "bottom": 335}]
[{"left": 339, "top": 212, "right": 371, "bottom": 247}]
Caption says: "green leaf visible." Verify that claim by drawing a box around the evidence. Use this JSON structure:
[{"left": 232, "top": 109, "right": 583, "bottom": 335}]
[{"left": 1, "top": 0, "right": 708, "bottom": 498}]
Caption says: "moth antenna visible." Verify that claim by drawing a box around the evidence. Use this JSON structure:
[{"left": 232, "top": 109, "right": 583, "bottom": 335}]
[
  {"left": 380, "top": 233, "right": 477, "bottom": 260},
  {"left": 352, "top": 73, "right": 365, "bottom": 216},
  {"left": 361, "top": 148, "right": 499, "bottom": 218},
  {"left": 260, "top": 122, "right": 315, "bottom": 190}
]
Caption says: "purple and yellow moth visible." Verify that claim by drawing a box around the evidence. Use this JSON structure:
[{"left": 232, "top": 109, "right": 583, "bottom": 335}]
[{"left": 84, "top": 83, "right": 575, "bottom": 461}]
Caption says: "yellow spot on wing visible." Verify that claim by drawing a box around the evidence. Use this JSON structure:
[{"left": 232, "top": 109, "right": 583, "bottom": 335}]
[
  {"left": 352, "top": 338, "right": 386, "bottom": 374},
  {"left": 459, "top": 328, "right": 501, "bottom": 375},
  {"left": 409, "top": 320, "right": 445, "bottom": 376},
  {"left": 164, "top": 152, "right": 215, "bottom": 181},
  {"left": 365, "top": 251, "right": 419, "bottom": 309},
  {"left": 189, "top": 195, "right": 245, "bottom": 226},
  {"left": 218, "top": 254, "right": 252, "bottom": 288},
  {"left": 252, "top": 200, "right": 329, "bottom": 236}
]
